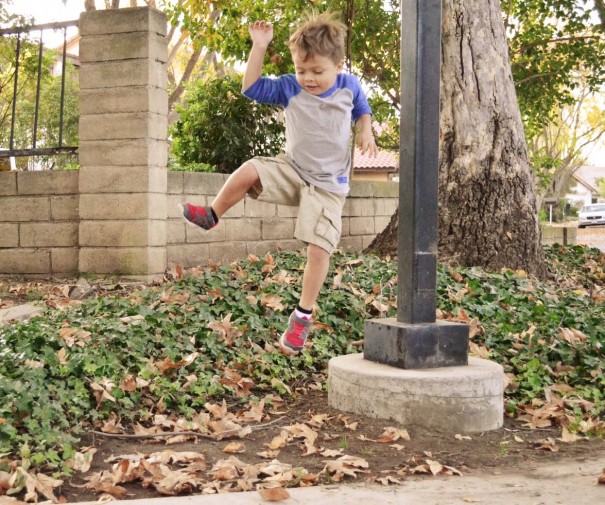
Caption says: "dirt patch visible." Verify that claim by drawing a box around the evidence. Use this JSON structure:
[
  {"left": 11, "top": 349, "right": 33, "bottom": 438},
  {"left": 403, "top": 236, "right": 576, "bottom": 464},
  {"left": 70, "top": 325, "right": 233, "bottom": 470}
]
[{"left": 60, "top": 389, "right": 605, "bottom": 503}]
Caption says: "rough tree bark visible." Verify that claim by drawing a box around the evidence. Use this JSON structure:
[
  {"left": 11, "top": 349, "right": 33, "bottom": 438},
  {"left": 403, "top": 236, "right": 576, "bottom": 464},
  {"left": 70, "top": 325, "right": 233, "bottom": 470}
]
[{"left": 366, "top": 0, "right": 545, "bottom": 276}]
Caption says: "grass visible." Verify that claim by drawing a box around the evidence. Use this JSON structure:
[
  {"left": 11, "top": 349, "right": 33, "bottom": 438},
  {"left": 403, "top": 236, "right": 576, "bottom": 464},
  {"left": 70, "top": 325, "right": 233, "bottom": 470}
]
[{"left": 0, "top": 244, "right": 603, "bottom": 477}]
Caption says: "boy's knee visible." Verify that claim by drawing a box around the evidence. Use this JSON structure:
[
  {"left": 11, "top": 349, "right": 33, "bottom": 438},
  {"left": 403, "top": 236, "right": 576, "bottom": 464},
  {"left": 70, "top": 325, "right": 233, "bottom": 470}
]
[
  {"left": 238, "top": 162, "right": 260, "bottom": 181},
  {"left": 307, "top": 243, "right": 330, "bottom": 261},
  {"left": 234, "top": 162, "right": 262, "bottom": 193}
]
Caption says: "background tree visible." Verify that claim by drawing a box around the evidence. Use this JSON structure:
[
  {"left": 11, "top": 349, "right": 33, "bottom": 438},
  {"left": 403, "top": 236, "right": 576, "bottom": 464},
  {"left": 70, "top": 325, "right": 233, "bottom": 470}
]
[
  {"left": 597, "top": 177, "right": 605, "bottom": 198},
  {"left": 530, "top": 85, "right": 605, "bottom": 209},
  {"left": 367, "top": 0, "right": 545, "bottom": 275}
]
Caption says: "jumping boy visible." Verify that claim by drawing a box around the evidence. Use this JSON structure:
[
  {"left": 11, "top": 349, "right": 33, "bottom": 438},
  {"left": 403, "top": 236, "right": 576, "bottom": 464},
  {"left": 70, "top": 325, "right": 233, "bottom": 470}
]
[{"left": 181, "top": 11, "right": 377, "bottom": 355}]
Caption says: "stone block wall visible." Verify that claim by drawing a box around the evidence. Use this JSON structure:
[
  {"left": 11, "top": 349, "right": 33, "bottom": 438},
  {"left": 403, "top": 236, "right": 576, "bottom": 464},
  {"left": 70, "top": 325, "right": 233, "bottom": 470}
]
[
  {"left": 0, "top": 171, "right": 79, "bottom": 275},
  {"left": 78, "top": 7, "right": 168, "bottom": 281},
  {"left": 166, "top": 173, "right": 399, "bottom": 267},
  {"left": 540, "top": 225, "right": 577, "bottom": 246},
  {"left": 0, "top": 170, "right": 398, "bottom": 276}
]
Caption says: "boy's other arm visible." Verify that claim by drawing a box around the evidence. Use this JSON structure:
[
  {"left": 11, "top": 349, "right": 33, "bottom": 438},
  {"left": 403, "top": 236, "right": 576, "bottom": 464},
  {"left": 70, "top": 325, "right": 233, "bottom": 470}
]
[
  {"left": 242, "top": 21, "right": 273, "bottom": 92},
  {"left": 355, "top": 114, "right": 378, "bottom": 157}
]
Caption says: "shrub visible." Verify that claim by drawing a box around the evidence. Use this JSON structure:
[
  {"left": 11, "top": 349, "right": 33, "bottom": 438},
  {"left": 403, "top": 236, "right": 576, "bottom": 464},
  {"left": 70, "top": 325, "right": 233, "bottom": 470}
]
[{"left": 170, "top": 73, "right": 285, "bottom": 173}]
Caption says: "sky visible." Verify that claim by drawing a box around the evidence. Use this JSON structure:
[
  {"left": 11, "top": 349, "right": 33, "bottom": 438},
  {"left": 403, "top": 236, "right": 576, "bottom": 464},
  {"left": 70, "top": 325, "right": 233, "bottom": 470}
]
[
  {"left": 5, "top": 0, "right": 85, "bottom": 46},
  {"left": 6, "top": 0, "right": 84, "bottom": 23},
  {"left": 5, "top": 0, "right": 605, "bottom": 167}
]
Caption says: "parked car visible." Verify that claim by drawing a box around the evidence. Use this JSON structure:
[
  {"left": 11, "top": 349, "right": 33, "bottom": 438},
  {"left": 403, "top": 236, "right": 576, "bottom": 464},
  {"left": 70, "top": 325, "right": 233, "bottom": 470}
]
[{"left": 578, "top": 204, "right": 605, "bottom": 228}]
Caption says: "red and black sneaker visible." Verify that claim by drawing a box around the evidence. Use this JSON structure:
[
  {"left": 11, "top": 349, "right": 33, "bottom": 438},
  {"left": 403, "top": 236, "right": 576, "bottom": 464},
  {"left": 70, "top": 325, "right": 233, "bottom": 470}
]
[
  {"left": 179, "top": 203, "right": 218, "bottom": 230},
  {"left": 279, "top": 312, "right": 313, "bottom": 355}
]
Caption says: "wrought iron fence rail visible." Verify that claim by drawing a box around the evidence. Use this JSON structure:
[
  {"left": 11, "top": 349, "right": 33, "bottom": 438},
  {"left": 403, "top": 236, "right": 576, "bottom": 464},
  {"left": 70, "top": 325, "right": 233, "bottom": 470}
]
[
  {"left": 0, "top": 19, "right": 79, "bottom": 36},
  {"left": 0, "top": 147, "right": 78, "bottom": 158}
]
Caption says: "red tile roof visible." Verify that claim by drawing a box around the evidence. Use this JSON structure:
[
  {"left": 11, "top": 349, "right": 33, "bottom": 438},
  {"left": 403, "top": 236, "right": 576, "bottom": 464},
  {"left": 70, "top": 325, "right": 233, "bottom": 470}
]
[{"left": 353, "top": 148, "right": 398, "bottom": 172}]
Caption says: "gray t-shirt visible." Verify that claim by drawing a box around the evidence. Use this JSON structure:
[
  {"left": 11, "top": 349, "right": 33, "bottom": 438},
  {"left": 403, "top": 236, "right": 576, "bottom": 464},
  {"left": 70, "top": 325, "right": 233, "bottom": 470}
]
[{"left": 243, "top": 73, "right": 372, "bottom": 195}]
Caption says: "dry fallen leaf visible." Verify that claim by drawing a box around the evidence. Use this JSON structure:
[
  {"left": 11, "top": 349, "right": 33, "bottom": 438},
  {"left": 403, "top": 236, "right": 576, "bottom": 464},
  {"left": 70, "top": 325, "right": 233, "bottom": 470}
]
[
  {"left": 69, "top": 447, "right": 98, "bottom": 473},
  {"left": 377, "top": 427, "right": 410, "bottom": 443},
  {"left": 455, "top": 434, "right": 472, "bottom": 441},
  {"left": 376, "top": 475, "right": 402, "bottom": 486},
  {"left": 89, "top": 381, "right": 117, "bottom": 408},
  {"left": 120, "top": 374, "right": 137, "bottom": 392},
  {"left": 223, "top": 442, "right": 246, "bottom": 454},
  {"left": 80, "top": 473, "right": 128, "bottom": 499},
  {"left": 208, "top": 314, "right": 243, "bottom": 346},
  {"left": 558, "top": 427, "right": 582, "bottom": 443},
  {"left": 266, "top": 433, "right": 288, "bottom": 450},
  {"left": 534, "top": 437, "right": 559, "bottom": 452},
  {"left": 307, "top": 413, "right": 331, "bottom": 429},
  {"left": 322, "top": 454, "right": 370, "bottom": 482},
  {"left": 258, "top": 487, "right": 290, "bottom": 502},
  {"left": 320, "top": 448, "right": 344, "bottom": 458},
  {"left": 257, "top": 449, "right": 281, "bottom": 459}
]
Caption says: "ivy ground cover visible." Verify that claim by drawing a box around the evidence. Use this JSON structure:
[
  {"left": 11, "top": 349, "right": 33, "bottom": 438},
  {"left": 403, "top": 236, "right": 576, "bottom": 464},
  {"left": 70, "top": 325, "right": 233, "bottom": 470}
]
[{"left": 0, "top": 245, "right": 603, "bottom": 501}]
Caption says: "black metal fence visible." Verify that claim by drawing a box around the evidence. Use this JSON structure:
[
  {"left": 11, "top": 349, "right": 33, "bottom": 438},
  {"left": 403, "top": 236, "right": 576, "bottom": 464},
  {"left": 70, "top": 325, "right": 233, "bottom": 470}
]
[{"left": 0, "top": 19, "right": 79, "bottom": 167}]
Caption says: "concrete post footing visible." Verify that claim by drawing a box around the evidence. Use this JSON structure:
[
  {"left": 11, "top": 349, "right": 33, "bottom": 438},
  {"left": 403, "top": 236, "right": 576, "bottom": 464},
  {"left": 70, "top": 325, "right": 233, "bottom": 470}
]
[{"left": 328, "top": 354, "right": 504, "bottom": 433}]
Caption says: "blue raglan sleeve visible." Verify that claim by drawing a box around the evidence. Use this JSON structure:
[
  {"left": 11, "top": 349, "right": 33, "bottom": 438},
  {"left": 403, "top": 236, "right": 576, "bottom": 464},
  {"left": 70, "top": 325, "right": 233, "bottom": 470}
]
[
  {"left": 242, "top": 74, "right": 300, "bottom": 107},
  {"left": 345, "top": 75, "right": 372, "bottom": 122}
]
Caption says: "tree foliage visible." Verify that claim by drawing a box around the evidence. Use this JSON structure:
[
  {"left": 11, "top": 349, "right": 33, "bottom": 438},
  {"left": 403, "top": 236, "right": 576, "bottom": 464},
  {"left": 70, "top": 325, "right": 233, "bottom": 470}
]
[
  {"left": 529, "top": 85, "right": 605, "bottom": 209},
  {"left": 175, "top": 0, "right": 604, "bottom": 143},
  {"left": 504, "top": 0, "right": 605, "bottom": 137}
]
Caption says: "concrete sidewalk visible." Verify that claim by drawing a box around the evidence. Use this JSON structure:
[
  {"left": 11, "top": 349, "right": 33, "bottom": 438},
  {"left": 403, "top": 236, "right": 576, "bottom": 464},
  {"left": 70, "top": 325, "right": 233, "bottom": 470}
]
[{"left": 72, "top": 451, "right": 605, "bottom": 505}]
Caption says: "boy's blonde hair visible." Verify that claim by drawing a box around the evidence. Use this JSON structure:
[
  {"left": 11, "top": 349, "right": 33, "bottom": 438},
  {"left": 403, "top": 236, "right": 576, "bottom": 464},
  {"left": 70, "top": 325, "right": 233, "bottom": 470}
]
[{"left": 288, "top": 11, "right": 347, "bottom": 64}]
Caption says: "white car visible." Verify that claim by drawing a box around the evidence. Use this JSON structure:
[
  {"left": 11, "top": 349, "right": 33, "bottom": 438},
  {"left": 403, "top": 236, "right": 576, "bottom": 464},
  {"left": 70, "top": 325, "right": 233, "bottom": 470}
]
[{"left": 578, "top": 204, "right": 605, "bottom": 228}]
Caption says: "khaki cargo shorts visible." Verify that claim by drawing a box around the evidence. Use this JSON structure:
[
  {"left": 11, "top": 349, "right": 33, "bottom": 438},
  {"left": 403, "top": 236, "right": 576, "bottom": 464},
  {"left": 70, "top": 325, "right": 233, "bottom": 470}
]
[{"left": 247, "top": 155, "right": 346, "bottom": 254}]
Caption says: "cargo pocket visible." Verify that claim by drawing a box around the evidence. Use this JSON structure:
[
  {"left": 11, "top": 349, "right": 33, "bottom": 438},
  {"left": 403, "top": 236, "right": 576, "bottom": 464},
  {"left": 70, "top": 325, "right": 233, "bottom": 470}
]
[{"left": 315, "top": 207, "right": 342, "bottom": 249}]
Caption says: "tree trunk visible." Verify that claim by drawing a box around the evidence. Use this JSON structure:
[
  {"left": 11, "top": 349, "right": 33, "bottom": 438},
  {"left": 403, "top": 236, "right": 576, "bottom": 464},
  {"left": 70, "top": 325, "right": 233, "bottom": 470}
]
[{"left": 366, "top": 0, "right": 545, "bottom": 276}]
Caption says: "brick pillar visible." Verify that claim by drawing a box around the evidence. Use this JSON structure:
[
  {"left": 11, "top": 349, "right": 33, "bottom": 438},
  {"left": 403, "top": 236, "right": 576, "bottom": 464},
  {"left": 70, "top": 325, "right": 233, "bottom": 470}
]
[{"left": 78, "top": 7, "right": 168, "bottom": 280}]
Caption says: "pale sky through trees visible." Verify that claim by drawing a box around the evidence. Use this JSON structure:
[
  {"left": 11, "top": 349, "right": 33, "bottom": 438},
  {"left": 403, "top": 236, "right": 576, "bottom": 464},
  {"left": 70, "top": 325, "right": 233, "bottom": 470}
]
[{"left": 7, "top": 0, "right": 82, "bottom": 23}]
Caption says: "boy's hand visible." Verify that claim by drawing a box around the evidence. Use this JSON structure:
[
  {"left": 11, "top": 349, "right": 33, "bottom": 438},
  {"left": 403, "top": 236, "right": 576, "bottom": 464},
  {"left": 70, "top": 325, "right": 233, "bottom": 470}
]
[
  {"left": 357, "top": 130, "right": 378, "bottom": 157},
  {"left": 355, "top": 114, "right": 378, "bottom": 157},
  {"left": 249, "top": 21, "right": 273, "bottom": 48}
]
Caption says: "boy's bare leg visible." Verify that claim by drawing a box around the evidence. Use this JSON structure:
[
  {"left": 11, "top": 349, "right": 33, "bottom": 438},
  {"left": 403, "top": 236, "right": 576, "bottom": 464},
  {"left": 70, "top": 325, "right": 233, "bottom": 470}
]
[
  {"left": 299, "top": 243, "right": 331, "bottom": 311},
  {"left": 279, "top": 244, "right": 330, "bottom": 355},
  {"left": 212, "top": 162, "right": 261, "bottom": 218}
]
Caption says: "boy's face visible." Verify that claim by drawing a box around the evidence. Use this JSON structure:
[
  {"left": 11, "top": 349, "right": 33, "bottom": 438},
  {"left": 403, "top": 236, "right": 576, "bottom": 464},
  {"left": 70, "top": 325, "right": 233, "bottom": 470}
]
[{"left": 292, "top": 52, "right": 344, "bottom": 96}]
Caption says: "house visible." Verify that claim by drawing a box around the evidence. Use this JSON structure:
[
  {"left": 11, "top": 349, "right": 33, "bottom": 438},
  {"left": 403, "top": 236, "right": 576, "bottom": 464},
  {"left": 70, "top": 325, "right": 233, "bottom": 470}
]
[
  {"left": 565, "top": 165, "right": 604, "bottom": 207},
  {"left": 50, "top": 33, "right": 80, "bottom": 76},
  {"left": 352, "top": 148, "right": 398, "bottom": 182}
]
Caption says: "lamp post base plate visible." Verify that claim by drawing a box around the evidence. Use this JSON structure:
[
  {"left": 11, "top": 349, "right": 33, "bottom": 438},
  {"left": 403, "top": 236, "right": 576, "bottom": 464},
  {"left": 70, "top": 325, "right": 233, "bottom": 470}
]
[{"left": 364, "top": 318, "right": 469, "bottom": 369}]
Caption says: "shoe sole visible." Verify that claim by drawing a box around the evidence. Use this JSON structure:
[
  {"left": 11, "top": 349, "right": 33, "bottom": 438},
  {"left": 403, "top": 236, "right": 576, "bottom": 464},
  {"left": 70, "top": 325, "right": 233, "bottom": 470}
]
[
  {"left": 278, "top": 336, "right": 301, "bottom": 356},
  {"left": 178, "top": 203, "right": 212, "bottom": 233}
]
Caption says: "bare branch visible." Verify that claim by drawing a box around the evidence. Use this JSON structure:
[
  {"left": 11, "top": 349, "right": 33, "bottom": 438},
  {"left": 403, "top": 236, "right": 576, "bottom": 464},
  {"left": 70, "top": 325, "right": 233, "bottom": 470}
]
[{"left": 168, "top": 47, "right": 204, "bottom": 111}]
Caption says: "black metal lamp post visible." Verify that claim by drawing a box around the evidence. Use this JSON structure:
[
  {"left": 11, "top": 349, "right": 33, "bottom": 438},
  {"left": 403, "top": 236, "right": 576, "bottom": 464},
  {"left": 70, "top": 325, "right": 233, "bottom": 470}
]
[{"left": 364, "top": 0, "right": 469, "bottom": 368}]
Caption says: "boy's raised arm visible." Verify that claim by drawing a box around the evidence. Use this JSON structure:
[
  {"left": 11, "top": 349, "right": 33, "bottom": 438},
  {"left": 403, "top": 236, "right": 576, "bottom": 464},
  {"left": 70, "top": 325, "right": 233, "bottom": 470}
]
[{"left": 242, "top": 21, "right": 273, "bottom": 92}]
